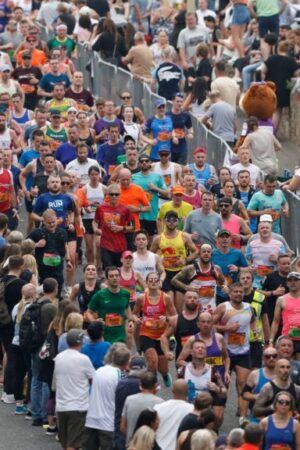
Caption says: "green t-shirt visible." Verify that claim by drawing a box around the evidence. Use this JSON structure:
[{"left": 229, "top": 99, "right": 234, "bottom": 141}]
[
  {"left": 48, "top": 37, "right": 76, "bottom": 57},
  {"left": 251, "top": 0, "right": 279, "bottom": 17},
  {"left": 88, "top": 288, "right": 129, "bottom": 343}
]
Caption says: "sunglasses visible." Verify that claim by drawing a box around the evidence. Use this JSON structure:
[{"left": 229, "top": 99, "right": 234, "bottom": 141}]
[
  {"left": 166, "top": 218, "right": 178, "bottom": 223},
  {"left": 109, "top": 193, "right": 120, "bottom": 196},
  {"left": 264, "top": 354, "right": 277, "bottom": 359},
  {"left": 159, "top": 153, "right": 169, "bottom": 157},
  {"left": 140, "top": 160, "right": 150, "bottom": 163},
  {"left": 122, "top": 96, "right": 131, "bottom": 99},
  {"left": 22, "top": 56, "right": 31, "bottom": 60},
  {"left": 219, "top": 204, "right": 230, "bottom": 208},
  {"left": 27, "top": 39, "right": 36, "bottom": 43},
  {"left": 277, "top": 399, "right": 291, "bottom": 406},
  {"left": 61, "top": 181, "right": 70, "bottom": 185}
]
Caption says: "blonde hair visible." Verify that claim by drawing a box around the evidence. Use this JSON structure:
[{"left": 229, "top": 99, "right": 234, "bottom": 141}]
[
  {"left": 16, "top": 283, "right": 37, "bottom": 323},
  {"left": 65, "top": 312, "right": 83, "bottom": 332},
  {"left": 23, "top": 254, "right": 39, "bottom": 281},
  {"left": 127, "top": 426, "right": 155, "bottom": 450},
  {"left": 191, "top": 430, "right": 215, "bottom": 450}
]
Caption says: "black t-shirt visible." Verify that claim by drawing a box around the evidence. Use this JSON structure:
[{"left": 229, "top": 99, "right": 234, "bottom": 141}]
[
  {"left": 243, "top": 290, "right": 267, "bottom": 316},
  {"left": 65, "top": 88, "right": 94, "bottom": 107},
  {"left": 177, "top": 413, "right": 199, "bottom": 437},
  {"left": 196, "top": 58, "right": 212, "bottom": 84},
  {"left": 114, "top": 375, "right": 140, "bottom": 432},
  {"left": 155, "top": 62, "right": 183, "bottom": 101},
  {"left": 262, "top": 271, "right": 288, "bottom": 325},
  {"left": 28, "top": 227, "right": 67, "bottom": 271},
  {"left": 2, "top": 274, "right": 27, "bottom": 314},
  {"left": 88, "top": 0, "right": 109, "bottom": 16}
]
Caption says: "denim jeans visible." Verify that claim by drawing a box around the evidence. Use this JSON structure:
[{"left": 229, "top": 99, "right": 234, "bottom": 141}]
[
  {"left": 242, "top": 61, "right": 263, "bottom": 90},
  {"left": 30, "top": 352, "right": 49, "bottom": 421}
]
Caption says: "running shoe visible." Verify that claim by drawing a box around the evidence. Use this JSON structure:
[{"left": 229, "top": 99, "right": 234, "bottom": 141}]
[{"left": 163, "top": 373, "right": 172, "bottom": 388}]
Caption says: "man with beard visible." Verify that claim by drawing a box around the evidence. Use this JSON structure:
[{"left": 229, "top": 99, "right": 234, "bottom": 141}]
[
  {"left": 171, "top": 243, "right": 225, "bottom": 314},
  {"left": 31, "top": 174, "right": 75, "bottom": 228},
  {"left": 110, "top": 137, "right": 140, "bottom": 182},
  {"left": 235, "top": 170, "right": 257, "bottom": 232},
  {"left": 13, "top": 50, "right": 42, "bottom": 110},
  {"left": 218, "top": 197, "right": 252, "bottom": 249},
  {"left": 46, "top": 83, "right": 75, "bottom": 121},
  {"left": 65, "top": 71, "right": 94, "bottom": 111},
  {"left": 56, "top": 124, "right": 93, "bottom": 167},
  {"left": 160, "top": 290, "right": 200, "bottom": 361},
  {"left": 66, "top": 143, "right": 101, "bottom": 186}
]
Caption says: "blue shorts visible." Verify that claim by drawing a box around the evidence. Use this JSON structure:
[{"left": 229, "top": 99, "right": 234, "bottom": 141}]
[
  {"left": 231, "top": 4, "right": 250, "bottom": 26},
  {"left": 258, "top": 14, "right": 279, "bottom": 38}
]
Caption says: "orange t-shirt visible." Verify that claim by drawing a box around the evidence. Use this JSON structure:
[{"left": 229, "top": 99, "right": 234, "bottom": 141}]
[
  {"left": 119, "top": 183, "right": 150, "bottom": 229},
  {"left": 74, "top": 188, "right": 90, "bottom": 237},
  {"left": 17, "top": 49, "right": 48, "bottom": 68}
]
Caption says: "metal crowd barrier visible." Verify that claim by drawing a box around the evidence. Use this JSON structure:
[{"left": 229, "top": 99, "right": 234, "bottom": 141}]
[{"left": 75, "top": 43, "right": 300, "bottom": 255}]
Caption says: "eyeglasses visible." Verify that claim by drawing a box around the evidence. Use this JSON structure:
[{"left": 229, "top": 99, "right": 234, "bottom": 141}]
[
  {"left": 61, "top": 181, "right": 70, "bottom": 185},
  {"left": 277, "top": 399, "right": 291, "bottom": 406},
  {"left": 264, "top": 354, "right": 277, "bottom": 359},
  {"left": 109, "top": 193, "right": 120, "bottom": 196},
  {"left": 122, "top": 96, "right": 131, "bottom": 99}
]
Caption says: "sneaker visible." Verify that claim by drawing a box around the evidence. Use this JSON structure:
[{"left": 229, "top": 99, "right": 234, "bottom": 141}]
[
  {"left": 45, "top": 425, "right": 58, "bottom": 436},
  {"left": 15, "top": 404, "right": 28, "bottom": 415},
  {"left": 25, "top": 411, "right": 32, "bottom": 420},
  {"left": 169, "top": 336, "right": 176, "bottom": 351},
  {"left": 1, "top": 392, "right": 15, "bottom": 404},
  {"left": 32, "top": 418, "right": 44, "bottom": 426},
  {"left": 239, "top": 417, "right": 250, "bottom": 428},
  {"left": 162, "top": 373, "right": 172, "bottom": 388}
]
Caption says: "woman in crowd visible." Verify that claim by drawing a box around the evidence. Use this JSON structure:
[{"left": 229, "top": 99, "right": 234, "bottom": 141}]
[
  {"left": 182, "top": 77, "right": 209, "bottom": 120},
  {"left": 150, "top": 0, "right": 175, "bottom": 41},
  {"left": 133, "top": 409, "right": 161, "bottom": 450},
  {"left": 115, "top": 91, "right": 145, "bottom": 124},
  {"left": 77, "top": 111, "right": 96, "bottom": 149},
  {"left": 92, "top": 18, "right": 127, "bottom": 65},
  {"left": 150, "top": 29, "right": 176, "bottom": 66},
  {"left": 122, "top": 106, "right": 143, "bottom": 146},
  {"left": 128, "top": 425, "right": 157, "bottom": 450},
  {"left": 70, "top": 264, "right": 102, "bottom": 315},
  {"left": 219, "top": 178, "right": 249, "bottom": 221}
]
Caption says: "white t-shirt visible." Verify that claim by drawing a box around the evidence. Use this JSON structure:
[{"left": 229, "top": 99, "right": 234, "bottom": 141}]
[
  {"left": 211, "top": 76, "right": 239, "bottom": 110},
  {"left": 65, "top": 158, "right": 101, "bottom": 186},
  {"left": 230, "top": 162, "right": 262, "bottom": 186},
  {"left": 53, "top": 349, "right": 95, "bottom": 412},
  {"left": 196, "top": 8, "right": 216, "bottom": 27},
  {"left": 85, "top": 364, "right": 121, "bottom": 432},
  {"left": 154, "top": 399, "right": 193, "bottom": 450}
]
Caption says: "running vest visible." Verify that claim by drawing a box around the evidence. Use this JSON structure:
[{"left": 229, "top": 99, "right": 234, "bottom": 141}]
[
  {"left": 11, "top": 109, "right": 31, "bottom": 129},
  {"left": 0, "top": 168, "right": 11, "bottom": 212},
  {"left": 189, "top": 263, "right": 218, "bottom": 313},
  {"left": 223, "top": 302, "right": 252, "bottom": 356},
  {"left": 159, "top": 230, "right": 187, "bottom": 272},
  {"left": 182, "top": 190, "right": 202, "bottom": 209},
  {"left": 119, "top": 269, "right": 137, "bottom": 304},
  {"left": 48, "top": 98, "right": 74, "bottom": 120},
  {"left": 175, "top": 313, "right": 199, "bottom": 358},
  {"left": 222, "top": 213, "right": 241, "bottom": 249},
  {"left": 45, "top": 125, "right": 68, "bottom": 151},
  {"left": 184, "top": 363, "right": 212, "bottom": 402},
  {"left": 265, "top": 415, "right": 294, "bottom": 450},
  {"left": 0, "top": 128, "right": 11, "bottom": 150},
  {"left": 152, "top": 162, "right": 176, "bottom": 189},
  {"left": 268, "top": 380, "right": 298, "bottom": 409},
  {"left": 132, "top": 251, "right": 156, "bottom": 281},
  {"left": 196, "top": 331, "right": 224, "bottom": 379},
  {"left": 140, "top": 291, "right": 167, "bottom": 339},
  {"left": 253, "top": 368, "right": 272, "bottom": 395},
  {"left": 188, "top": 163, "right": 212, "bottom": 189},
  {"left": 122, "top": 162, "right": 140, "bottom": 175},
  {"left": 282, "top": 293, "right": 300, "bottom": 337},
  {"left": 82, "top": 183, "right": 105, "bottom": 219},
  {"left": 249, "top": 290, "right": 265, "bottom": 342},
  {"left": 77, "top": 280, "right": 101, "bottom": 313}
]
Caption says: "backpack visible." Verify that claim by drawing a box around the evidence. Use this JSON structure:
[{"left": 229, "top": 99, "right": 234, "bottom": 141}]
[
  {"left": 0, "top": 277, "right": 18, "bottom": 326},
  {"left": 19, "top": 299, "right": 51, "bottom": 353}
]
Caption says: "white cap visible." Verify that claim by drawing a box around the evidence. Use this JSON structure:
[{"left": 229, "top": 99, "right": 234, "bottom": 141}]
[
  {"left": 260, "top": 214, "right": 273, "bottom": 223},
  {"left": 79, "top": 6, "right": 93, "bottom": 15}
]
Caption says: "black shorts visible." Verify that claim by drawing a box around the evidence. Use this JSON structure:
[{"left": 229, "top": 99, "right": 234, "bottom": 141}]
[
  {"left": 67, "top": 230, "right": 77, "bottom": 242},
  {"left": 140, "top": 335, "right": 164, "bottom": 355},
  {"left": 230, "top": 353, "right": 251, "bottom": 371},
  {"left": 211, "top": 392, "right": 227, "bottom": 407},
  {"left": 83, "top": 219, "right": 94, "bottom": 235},
  {"left": 25, "top": 197, "right": 33, "bottom": 213},
  {"left": 57, "top": 411, "right": 86, "bottom": 449},
  {"left": 162, "top": 270, "right": 179, "bottom": 293},
  {"left": 140, "top": 220, "right": 157, "bottom": 237},
  {"left": 258, "top": 14, "right": 279, "bottom": 38},
  {"left": 101, "top": 248, "right": 122, "bottom": 268},
  {"left": 250, "top": 341, "right": 263, "bottom": 368}
]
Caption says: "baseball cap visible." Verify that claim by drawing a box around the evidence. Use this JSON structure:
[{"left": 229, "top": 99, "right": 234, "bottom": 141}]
[
  {"left": 22, "top": 51, "right": 31, "bottom": 59},
  {"left": 218, "top": 197, "right": 232, "bottom": 205},
  {"left": 87, "top": 321, "right": 103, "bottom": 341},
  {"left": 260, "top": 214, "right": 273, "bottom": 223},
  {"left": 26, "top": 34, "right": 37, "bottom": 42},
  {"left": 1, "top": 64, "right": 11, "bottom": 72},
  {"left": 67, "top": 107, "right": 77, "bottom": 113},
  {"left": 217, "top": 229, "right": 231, "bottom": 237},
  {"left": 139, "top": 154, "right": 150, "bottom": 162},
  {"left": 79, "top": 5, "right": 93, "bottom": 15},
  {"left": 130, "top": 355, "right": 146, "bottom": 370},
  {"left": 165, "top": 210, "right": 179, "bottom": 220},
  {"left": 193, "top": 147, "right": 207, "bottom": 155},
  {"left": 50, "top": 109, "right": 61, "bottom": 117},
  {"left": 124, "top": 135, "right": 136, "bottom": 144},
  {"left": 172, "top": 185, "right": 184, "bottom": 195},
  {"left": 287, "top": 272, "right": 300, "bottom": 280},
  {"left": 155, "top": 98, "right": 166, "bottom": 108},
  {"left": 66, "top": 328, "right": 85, "bottom": 346},
  {"left": 56, "top": 23, "right": 67, "bottom": 30},
  {"left": 122, "top": 250, "right": 133, "bottom": 259},
  {"left": 158, "top": 147, "right": 171, "bottom": 154}
]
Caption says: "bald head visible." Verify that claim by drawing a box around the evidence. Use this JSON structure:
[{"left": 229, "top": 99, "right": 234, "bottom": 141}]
[
  {"left": 119, "top": 168, "right": 132, "bottom": 188},
  {"left": 275, "top": 358, "right": 291, "bottom": 382},
  {"left": 172, "top": 379, "right": 188, "bottom": 399}
]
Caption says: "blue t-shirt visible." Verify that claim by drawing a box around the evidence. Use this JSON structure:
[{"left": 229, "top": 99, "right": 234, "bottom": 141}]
[
  {"left": 33, "top": 192, "right": 74, "bottom": 226},
  {"left": 144, "top": 115, "right": 173, "bottom": 161},
  {"left": 247, "top": 190, "right": 286, "bottom": 234},
  {"left": 55, "top": 143, "right": 94, "bottom": 167},
  {"left": 132, "top": 171, "right": 166, "bottom": 221},
  {"left": 212, "top": 248, "right": 248, "bottom": 298},
  {"left": 80, "top": 341, "right": 111, "bottom": 369},
  {"left": 39, "top": 73, "right": 71, "bottom": 93},
  {"left": 166, "top": 111, "right": 192, "bottom": 155},
  {"left": 96, "top": 141, "right": 125, "bottom": 182},
  {"left": 19, "top": 149, "right": 40, "bottom": 190}
]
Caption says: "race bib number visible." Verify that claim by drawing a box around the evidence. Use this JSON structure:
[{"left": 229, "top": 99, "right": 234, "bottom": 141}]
[
  {"left": 0, "top": 191, "right": 8, "bottom": 203},
  {"left": 163, "top": 174, "right": 171, "bottom": 186},
  {"left": 270, "top": 445, "right": 291, "bottom": 450},
  {"left": 205, "top": 356, "right": 223, "bottom": 366},
  {"left": 228, "top": 332, "right": 246, "bottom": 346},
  {"left": 108, "top": 165, "right": 116, "bottom": 175},
  {"left": 199, "top": 286, "right": 215, "bottom": 298},
  {"left": 181, "top": 335, "right": 192, "bottom": 346},
  {"left": 105, "top": 313, "right": 123, "bottom": 327},
  {"left": 42, "top": 252, "right": 62, "bottom": 267},
  {"left": 157, "top": 131, "right": 171, "bottom": 142},
  {"left": 256, "top": 265, "right": 273, "bottom": 277},
  {"left": 144, "top": 317, "right": 165, "bottom": 330},
  {"left": 174, "top": 128, "right": 185, "bottom": 139}
]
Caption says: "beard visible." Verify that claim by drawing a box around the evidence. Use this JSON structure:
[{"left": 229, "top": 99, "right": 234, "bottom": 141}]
[{"left": 186, "top": 303, "right": 198, "bottom": 312}]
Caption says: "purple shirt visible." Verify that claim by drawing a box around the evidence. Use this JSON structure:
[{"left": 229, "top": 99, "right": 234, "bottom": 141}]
[{"left": 94, "top": 117, "right": 125, "bottom": 145}]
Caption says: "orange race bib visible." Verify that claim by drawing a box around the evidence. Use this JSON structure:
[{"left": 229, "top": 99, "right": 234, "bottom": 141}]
[
  {"left": 270, "top": 446, "right": 291, "bottom": 450},
  {"left": 163, "top": 255, "right": 180, "bottom": 268},
  {"left": 146, "top": 191, "right": 153, "bottom": 201},
  {"left": 157, "top": 131, "right": 171, "bottom": 141},
  {"left": 21, "top": 84, "right": 35, "bottom": 94},
  {"left": 174, "top": 128, "right": 185, "bottom": 139},
  {"left": 270, "top": 210, "right": 280, "bottom": 221},
  {"left": 49, "top": 140, "right": 60, "bottom": 151},
  {"left": 163, "top": 174, "right": 171, "bottom": 186},
  {"left": 0, "top": 192, "right": 8, "bottom": 203},
  {"left": 181, "top": 335, "right": 192, "bottom": 346},
  {"left": 225, "top": 276, "right": 233, "bottom": 286},
  {"left": 108, "top": 165, "right": 116, "bottom": 175},
  {"left": 144, "top": 317, "right": 165, "bottom": 331},
  {"left": 105, "top": 313, "right": 123, "bottom": 327},
  {"left": 256, "top": 265, "right": 273, "bottom": 277},
  {"left": 199, "top": 286, "right": 215, "bottom": 298},
  {"left": 228, "top": 332, "right": 246, "bottom": 346}
]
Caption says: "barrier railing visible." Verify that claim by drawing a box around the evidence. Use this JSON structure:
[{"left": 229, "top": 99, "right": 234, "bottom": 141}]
[{"left": 75, "top": 43, "right": 300, "bottom": 255}]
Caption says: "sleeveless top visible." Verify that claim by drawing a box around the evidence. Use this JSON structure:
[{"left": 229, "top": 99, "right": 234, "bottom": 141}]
[
  {"left": 0, "top": 128, "right": 11, "bottom": 150},
  {"left": 45, "top": 125, "right": 68, "bottom": 151},
  {"left": 119, "top": 269, "right": 137, "bottom": 304},
  {"left": 159, "top": 230, "right": 187, "bottom": 272},
  {"left": 0, "top": 80, "right": 17, "bottom": 96},
  {"left": 222, "top": 213, "right": 241, "bottom": 249},
  {"left": 117, "top": 104, "right": 139, "bottom": 123},
  {"left": 77, "top": 280, "right": 101, "bottom": 313},
  {"left": 175, "top": 313, "right": 199, "bottom": 359},
  {"left": 83, "top": 183, "right": 105, "bottom": 219},
  {"left": 132, "top": 251, "right": 156, "bottom": 281},
  {"left": 196, "top": 331, "right": 225, "bottom": 380},
  {"left": 282, "top": 293, "right": 300, "bottom": 336},
  {"left": 11, "top": 108, "right": 31, "bottom": 129},
  {"left": 48, "top": 98, "right": 74, "bottom": 120},
  {"left": 152, "top": 162, "right": 176, "bottom": 189},
  {"left": 254, "top": 368, "right": 272, "bottom": 395},
  {"left": 189, "top": 263, "right": 218, "bottom": 313},
  {"left": 0, "top": 168, "right": 11, "bottom": 212},
  {"left": 79, "top": 130, "right": 94, "bottom": 148},
  {"left": 188, "top": 163, "right": 212, "bottom": 190},
  {"left": 140, "top": 291, "right": 167, "bottom": 339},
  {"left": 122, "top": 162, "right": 140, "bottom": 175},
  {"left": 265, "top": 416, "right": 294, "bottom": 450},
  {"left": 182, "top": 190, "right": 202, "bottom": 209},
  {"left": 184, "top": 362, "right": 212, "bottom": 402},
  {"left": 222, "top": 302, "right": 252, "bottom": 356}
]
